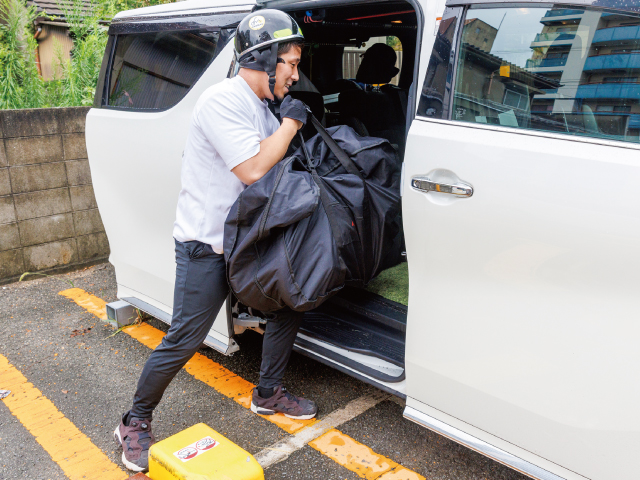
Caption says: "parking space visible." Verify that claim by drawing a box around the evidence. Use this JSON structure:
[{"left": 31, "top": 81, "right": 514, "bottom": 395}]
[{"left": 0, "top": 264, "right": 529, "bottom": 480}]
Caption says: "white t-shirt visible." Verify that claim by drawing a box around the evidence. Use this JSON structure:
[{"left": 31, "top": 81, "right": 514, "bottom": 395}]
[{"left": 173, "top": 76, "right": 280, "bottom": 253}]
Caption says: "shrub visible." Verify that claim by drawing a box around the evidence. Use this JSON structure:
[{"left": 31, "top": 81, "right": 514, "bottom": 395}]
[
  {"left": 51, "top": 0, "right": 109, "bottom": 106},
  {"left": 0, "top": 0, "right": 175, "bottom": 109},
  {"left": 0, "top": 0, "right": 47, "bottom": 109}
]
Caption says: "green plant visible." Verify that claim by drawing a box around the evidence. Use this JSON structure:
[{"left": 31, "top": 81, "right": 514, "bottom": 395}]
[
  {"left": 104, "top": 308, "right": 150, "bottom": 338},
  {"left": 19, "top": 271, "right": 75, "bottom": 287},
  {"left": 0, "top": 0, "right": 46, "bottom": 109},
  {"left": 53, "top": 0, "right": 108, "bottom": 106},
  {"left": 386, "top": 35, "right": 403, "bottom": 51},
  {"left": 0, "top": 0, "right": 177, "bottom": 109}
]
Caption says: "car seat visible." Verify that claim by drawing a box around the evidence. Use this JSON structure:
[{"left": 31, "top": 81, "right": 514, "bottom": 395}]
[
  {"left": 288, "top": 70, "right": 326, "bottom": 140},
  {"left": 338, "top": 43, "right": 408, "bottom": 151}
]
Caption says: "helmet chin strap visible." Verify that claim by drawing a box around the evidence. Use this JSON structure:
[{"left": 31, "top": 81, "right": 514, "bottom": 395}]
[
  {"left": 268, "top": 43, "right": 279, "bottom": 101},
  {"left": 238, "top": 43, "right": 284, "bottom": 106}
]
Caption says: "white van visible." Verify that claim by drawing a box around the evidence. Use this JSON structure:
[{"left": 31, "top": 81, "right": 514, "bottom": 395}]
[{"left": 86, "top": 0, "right": 640, "bottom": 479}]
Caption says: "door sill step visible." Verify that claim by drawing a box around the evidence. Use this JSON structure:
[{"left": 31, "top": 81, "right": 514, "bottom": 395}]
[
  {"left": 300, "top": 287, "right": 406, "bottom": 367},
  {"left": 295, "top": 333, "right": 405, "bottom": 383}
]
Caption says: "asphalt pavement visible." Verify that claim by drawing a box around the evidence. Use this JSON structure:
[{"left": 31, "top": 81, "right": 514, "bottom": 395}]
[{"left": 0, "top": 263, "right": 530, "bottom": 480}]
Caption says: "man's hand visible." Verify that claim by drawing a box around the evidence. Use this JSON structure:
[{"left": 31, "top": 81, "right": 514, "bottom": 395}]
[{"left": 280, "top": 96, "right": 309, "bottom": 129}]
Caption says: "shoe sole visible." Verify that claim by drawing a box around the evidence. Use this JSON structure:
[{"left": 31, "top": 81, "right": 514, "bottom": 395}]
[
  {"left": 250, "top": 402, "right": 317, "bottom": 420},
  {"left": 113, "top": 425, "right": 147, "bottom": 473}
]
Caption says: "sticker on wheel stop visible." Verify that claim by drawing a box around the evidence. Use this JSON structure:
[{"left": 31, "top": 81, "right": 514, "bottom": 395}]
[{"left": 174, "top": 436, "right": 219, "bottom": 462}]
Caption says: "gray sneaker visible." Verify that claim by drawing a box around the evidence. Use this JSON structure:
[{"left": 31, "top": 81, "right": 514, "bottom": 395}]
[
  {"left": 251, "top": 386, "right": 318, "bottom": 420},
  {"left": 113, "top": 413, "right": 155, "bottom": 472}
]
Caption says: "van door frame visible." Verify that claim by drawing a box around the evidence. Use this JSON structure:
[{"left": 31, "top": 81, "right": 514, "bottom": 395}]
[
  {"left": 255, "top": 0, "right": 426, "bottom": 135},
  {"left": 235, "top": 0, "right": 427, "bottom": 393}
]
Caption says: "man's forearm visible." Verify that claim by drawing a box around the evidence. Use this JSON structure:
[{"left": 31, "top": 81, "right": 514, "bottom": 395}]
[{"left": 231, "top": 119, "right": 300, "bottom": 185}]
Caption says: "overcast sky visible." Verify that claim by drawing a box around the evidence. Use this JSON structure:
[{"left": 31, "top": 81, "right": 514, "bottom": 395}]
[{"left": 466, "top": 7, "right": 552, "bottom": 67}]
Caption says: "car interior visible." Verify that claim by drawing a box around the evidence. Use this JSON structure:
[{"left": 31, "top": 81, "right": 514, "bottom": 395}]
[{"left": 232, "top": 0, "right": 420, "bottom": 389}]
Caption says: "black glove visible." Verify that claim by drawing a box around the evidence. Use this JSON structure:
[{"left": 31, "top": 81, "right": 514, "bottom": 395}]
[{"left": 280, "top": 96, "right": 309, "bottom": 127}]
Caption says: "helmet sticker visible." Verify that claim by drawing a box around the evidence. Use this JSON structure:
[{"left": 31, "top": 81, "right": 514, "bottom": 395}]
[
  {"left": 273, "top": 28, "right": 292, "bottom": 39},
  {"left": 249, "top": 15, "right": 265, "bottom": 30}
]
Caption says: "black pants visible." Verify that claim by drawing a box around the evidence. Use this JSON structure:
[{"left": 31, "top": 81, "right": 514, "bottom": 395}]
[{"left": 130, "top": 240, "right": 304, "bottom": 419}]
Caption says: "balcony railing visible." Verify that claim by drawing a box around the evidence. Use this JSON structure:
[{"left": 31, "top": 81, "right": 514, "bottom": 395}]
[
  {"left": 592, "top": 25, "right": 640, "bottom": 44},
  {"left": 584, "top": 53, "right": 640, "bottom": 71},
  {"left": 526, "top": 57, "right": 568, "bottom": 68},
  {"left": 576, "top": 83, "right": 640, "bottom": 99},
  {"left": 543, "top": 9, "right": 584, "bottom": 18},
  {"left": 532, "top": 32, "right": 576, "bottom": 43}
]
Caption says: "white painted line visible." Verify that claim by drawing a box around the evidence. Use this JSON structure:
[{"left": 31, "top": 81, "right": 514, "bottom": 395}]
[{"left": 255, "top": 391, "right": 390, "bottom": 469}]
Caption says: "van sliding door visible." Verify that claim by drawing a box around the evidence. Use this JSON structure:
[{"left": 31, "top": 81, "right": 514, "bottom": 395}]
[{"left": 403, "top": 4, "right": 640, "bottom": 480}]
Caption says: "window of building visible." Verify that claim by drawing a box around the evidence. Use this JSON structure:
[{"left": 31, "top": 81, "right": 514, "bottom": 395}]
[
  {"left": 612, "top": 48, "right": 640, "bottom": 54},
  {"left": 603, "top": 76, "right": 639, "bottom": 83},
  {"left": 108, "top": 30, "right": 221, "bottom": 110},
  {"left": 546, "top": 51, "right": 569, "bottom": 59},
  {"left": 503, "top": 89, "right": 528, "bottom": 110},
  {"left": 449, "top": 6, "right": 640, "bottom": 144}
]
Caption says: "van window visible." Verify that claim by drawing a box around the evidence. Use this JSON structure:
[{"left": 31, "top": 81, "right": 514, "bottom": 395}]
[
  {"left": 108, "top": 31, "right": 221, "bottom": 110},
  {"left": 449, "top": 6, "right": 640, "bottom": 144},
  {"left": 342, "top": 36, "right": 403, "bottom": 86},
  {"left": 417, "top": 8, "right": 460, "bottom": 118}
]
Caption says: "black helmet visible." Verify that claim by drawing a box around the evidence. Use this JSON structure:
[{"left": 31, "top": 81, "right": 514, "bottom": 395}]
[{"left": 235, "top": 10, "right": 304, "bottom": 97}]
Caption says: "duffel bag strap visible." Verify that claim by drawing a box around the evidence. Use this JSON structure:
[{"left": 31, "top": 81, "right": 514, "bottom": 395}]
[
  {"left": 298, "top": 132, "right": 347, "bottom": 261},
  {"left": 304, "top": 117, "right": 373, "bottom": 282},
  {"left": 308, "top": 114, "right": 364, "bottom": 180}
]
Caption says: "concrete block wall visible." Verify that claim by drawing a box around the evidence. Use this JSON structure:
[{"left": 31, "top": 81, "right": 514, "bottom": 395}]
[{"left": 0, "top": 107, "right": 110, "bottom": 284}]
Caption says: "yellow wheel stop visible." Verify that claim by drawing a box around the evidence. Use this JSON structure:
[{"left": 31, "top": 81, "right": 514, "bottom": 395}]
[{"left": 148, "top": 423, "right": 264, "bottom": 480}]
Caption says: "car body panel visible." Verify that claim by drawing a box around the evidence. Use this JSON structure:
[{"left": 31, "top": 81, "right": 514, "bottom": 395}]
[
  {"left": 114, "top": 0, "right": 255, "bottom": 20},
  {"left": 86, "top": 34, "right": 247, "bottom": 351},
  {"left": 402, "top": 115, "right": 640, "bottom": 480}
]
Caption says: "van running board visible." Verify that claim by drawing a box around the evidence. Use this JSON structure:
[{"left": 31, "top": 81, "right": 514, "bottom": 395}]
[{"left": 297, "top": 287, "right": 407, "bottom": 383}]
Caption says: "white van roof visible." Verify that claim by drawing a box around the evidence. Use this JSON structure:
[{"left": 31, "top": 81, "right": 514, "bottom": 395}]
[{"left": 114, "top": 0, "right": 255, "bottom": 20}]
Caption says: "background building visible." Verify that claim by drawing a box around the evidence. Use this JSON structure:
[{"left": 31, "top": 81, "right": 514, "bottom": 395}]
[
  {"left": 28, "top": 0, "right": 99, "bottom": 80},
  {"left": 528, "top": 8, "right": 640, "bottom": 139}
]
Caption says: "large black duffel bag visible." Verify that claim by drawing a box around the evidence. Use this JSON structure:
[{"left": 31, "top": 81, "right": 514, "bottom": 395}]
[{"left": 224, "top": 116, "right": 401, "bottom": 312}]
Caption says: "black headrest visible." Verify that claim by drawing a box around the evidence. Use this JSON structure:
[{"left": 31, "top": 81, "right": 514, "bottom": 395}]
[{"left": 356, "top": 43, "right": 400, "bottom": 85}]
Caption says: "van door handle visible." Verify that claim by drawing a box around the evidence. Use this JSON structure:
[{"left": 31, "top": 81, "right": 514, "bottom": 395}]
[{"left": 411, "top": 175, "right": 473, "bottom": 197}]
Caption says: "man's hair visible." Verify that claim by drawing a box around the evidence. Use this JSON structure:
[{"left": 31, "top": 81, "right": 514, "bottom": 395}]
[{"left": 277, "top": 38, "right": 305, "bottom": 56}]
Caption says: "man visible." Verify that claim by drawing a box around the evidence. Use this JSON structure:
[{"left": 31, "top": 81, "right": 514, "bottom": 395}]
[{"left": 114, "top": 10, "right": 316, "bottom": 472}]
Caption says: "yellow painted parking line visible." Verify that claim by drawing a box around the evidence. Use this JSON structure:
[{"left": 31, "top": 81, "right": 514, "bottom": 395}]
[
  {"left": 309, "top": 429, "right": 425, "bottom": 480},
  {"left": 0, "top": 354, "right": 127, "bottom": 480},
  {"left": 59, "top": 288, "right": 108, "bottom": 320},
  {"left": 377, "top": 467, "right": 427, "bottom": 480},
  {"left": 59, "top": 289, "right": 316, "bottom": 434}
]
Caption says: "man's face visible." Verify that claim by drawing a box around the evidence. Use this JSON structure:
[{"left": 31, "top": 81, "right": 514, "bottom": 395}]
[{"left": 273, "top": 46, "right": 301, "bottom": 100}]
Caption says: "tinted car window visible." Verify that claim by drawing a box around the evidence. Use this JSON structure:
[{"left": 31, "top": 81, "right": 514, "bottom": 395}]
[
  {"left": 450, "top": 6, "right": 640, "bottom": 144},
  {"left": 108, "top": 30, "right": 221, "bottom": 110},
  {"left": 417, "top": 8, "right": 460, "bottom": 118}
]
